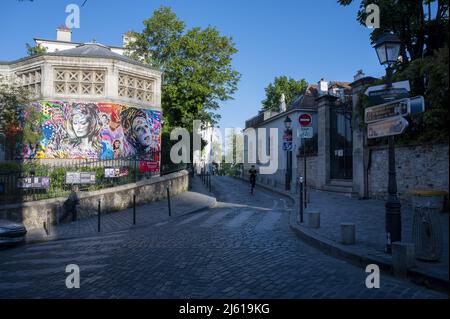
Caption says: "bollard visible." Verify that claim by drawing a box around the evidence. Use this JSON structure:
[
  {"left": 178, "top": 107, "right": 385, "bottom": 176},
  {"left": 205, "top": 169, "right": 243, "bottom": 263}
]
[
  {"left": 133, "top": 194, "right": 136, "bottom": 225},
  {"left": 299, "top": 180, "right": 304, "bottom": 223},
  {"left": 306, "top": 211, "right": 320, "bottom": 228},
  {"left": 97, "top": 200, "right": 101, "bottom": 232},
  {"left": 341, "top": 223, "right": 356, "bottom": 245},
  {"left": 47, "top": 211, "right": 51, "bottom": 236},
  {"left": 167, "top": 187, "right": 172, "bottom": 217}
]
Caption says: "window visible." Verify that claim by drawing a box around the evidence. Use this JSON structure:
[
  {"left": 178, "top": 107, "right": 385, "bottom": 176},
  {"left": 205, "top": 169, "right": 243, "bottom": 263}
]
[
  {"left": 16, "top": 68, "right": 42, "bottom": 98},
  {"left": 118, "top": 72, "right": 155, "bottom": 103},
  {"left": 53, "top": 69, "right": 105, "bottom": 96}
]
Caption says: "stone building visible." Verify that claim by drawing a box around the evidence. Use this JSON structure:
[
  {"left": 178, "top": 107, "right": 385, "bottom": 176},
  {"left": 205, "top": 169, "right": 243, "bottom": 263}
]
[
  {"left": 243, "top": 74, "right": 449, "bottom": 202},
  {"left": 0, "top": 29, "right": 162, "bottom": 173}
]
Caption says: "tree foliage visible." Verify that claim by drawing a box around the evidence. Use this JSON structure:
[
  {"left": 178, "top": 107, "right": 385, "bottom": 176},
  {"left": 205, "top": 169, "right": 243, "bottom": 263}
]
[
  {"left": 26, "top": 43, "right": 47, "bottom": 56},
  {"left": 261, "top": 76, "right": 308, "bottom": 111},
  {"left": 0, "top": 84, "right": 41, "bottom": 159},
  {"left": 340, "top": 0, "right": 449, "bottom": 143},
  {"left": 338, "top": 0, "right": 449, "bottom": 61},
  {"left": 126, "top": 6, "right": 241, "bottom": 131}
]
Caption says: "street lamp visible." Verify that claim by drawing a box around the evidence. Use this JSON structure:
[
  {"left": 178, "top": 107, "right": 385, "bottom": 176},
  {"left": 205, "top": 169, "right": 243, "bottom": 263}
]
[
  {"left": 284, "top": 116, "right": 292, "bottom": 130},
  {"left": 374, "top": 32, "right": 402, "bottom": 253},
  {"left": 284, "top": 116, "right": 292, "bottom": 190}
]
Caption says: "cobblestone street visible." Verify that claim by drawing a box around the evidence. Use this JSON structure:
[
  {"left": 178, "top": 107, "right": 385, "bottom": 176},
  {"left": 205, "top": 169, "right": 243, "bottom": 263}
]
[{"left": 0, "top": 176, "right": 446, "bottom": 299}]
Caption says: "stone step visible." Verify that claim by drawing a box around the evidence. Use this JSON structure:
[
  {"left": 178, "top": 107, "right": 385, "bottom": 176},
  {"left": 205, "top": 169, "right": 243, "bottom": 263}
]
[{"left": 322, "top": 184, "right": 358, "bottom": 198}]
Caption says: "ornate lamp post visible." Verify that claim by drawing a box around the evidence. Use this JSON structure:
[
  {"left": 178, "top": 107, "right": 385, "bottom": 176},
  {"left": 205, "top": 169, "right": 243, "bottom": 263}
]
[
  {"left": 284, "top": 116, "right": 292, "bottom": 191},
  {"left": 373, "top": 32, "right": 402, "bottom": 253}
]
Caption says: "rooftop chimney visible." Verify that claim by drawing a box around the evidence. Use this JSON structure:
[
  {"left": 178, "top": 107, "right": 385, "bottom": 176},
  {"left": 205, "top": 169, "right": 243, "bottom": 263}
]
[
  {"left": 57, "top": 26, "right": 72, "bottom": 42},
  {"left": 123, "top": 31, "right": 136, "bottom": 48},
  {"left": 354, "top": 69, "right": 365, "bottom": 81},
  {"left": 318, "top": 78, "right": 328, "bottom": 95}
]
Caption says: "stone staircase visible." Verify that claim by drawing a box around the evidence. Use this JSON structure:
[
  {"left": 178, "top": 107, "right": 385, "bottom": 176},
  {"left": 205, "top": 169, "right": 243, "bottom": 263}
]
[{"left": 322, "top": 180, "right": 358, "bottom": 198}]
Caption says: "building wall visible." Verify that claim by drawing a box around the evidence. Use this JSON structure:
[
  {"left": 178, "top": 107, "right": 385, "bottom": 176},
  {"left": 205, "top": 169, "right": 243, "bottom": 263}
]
[{"left": 368, "top": 143, "right": 449, "bottom": 202}]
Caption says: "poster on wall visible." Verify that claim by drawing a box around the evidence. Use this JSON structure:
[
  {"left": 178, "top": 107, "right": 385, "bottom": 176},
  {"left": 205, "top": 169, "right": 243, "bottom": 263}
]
[
  {"left": 17, "top": 177, "right": 50, "bottom": 189},
  {"left": 105, "top": 167, "right": 129, "bottom": 178},
  {"left": 11, "top": 101, "right": 161, "bottom": 174}
]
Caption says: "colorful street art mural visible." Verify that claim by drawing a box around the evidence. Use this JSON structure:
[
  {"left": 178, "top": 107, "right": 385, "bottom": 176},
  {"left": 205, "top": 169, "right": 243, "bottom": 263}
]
[{"left": 16, "top": 101, "right": 161, "bottom": 169}]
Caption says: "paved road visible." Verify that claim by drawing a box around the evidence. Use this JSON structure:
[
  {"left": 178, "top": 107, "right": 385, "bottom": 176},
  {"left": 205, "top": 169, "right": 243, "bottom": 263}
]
[{"left": 0, "top": 176, "right": 446, "bottom": 298}]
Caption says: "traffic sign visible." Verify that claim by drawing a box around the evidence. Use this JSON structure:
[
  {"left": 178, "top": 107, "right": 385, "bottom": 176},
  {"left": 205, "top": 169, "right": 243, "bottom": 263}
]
[
  {"left": 367, "top": 117, "right": 409, "bottom": 139},
  {"left": 299, "top": 113, "right": 312, "bottom": 127},
  {"left": 298, "top": 127, "right": 313, "bottom": 139},
  {"left": 365, "top": 96, "right": 425, "bottom": 124}
]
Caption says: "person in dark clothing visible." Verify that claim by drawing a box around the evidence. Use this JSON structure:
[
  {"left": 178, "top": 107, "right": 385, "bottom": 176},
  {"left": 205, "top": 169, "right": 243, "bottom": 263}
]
[
  {"left": 65, "top": 186, "right": 80, "bottom": 222},
  {"left": 248, "top": 165, "right": 257, "bottom": 194}
]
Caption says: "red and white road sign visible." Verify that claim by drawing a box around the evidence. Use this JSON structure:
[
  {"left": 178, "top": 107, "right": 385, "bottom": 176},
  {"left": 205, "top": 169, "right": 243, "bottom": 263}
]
[{"left": 299, "top": 113, "right": 312, "bottom": 127}]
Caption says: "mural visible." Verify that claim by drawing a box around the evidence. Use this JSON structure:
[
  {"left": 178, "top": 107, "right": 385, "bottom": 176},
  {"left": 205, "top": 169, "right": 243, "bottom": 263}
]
[{"left": 17, "top": 101, "right": 161, "bottom": 167}]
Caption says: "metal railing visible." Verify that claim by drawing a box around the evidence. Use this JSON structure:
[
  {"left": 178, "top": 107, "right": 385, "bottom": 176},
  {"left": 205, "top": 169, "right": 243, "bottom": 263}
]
[{"left": 0, "top": 154, "right": 187, "bottom": 205}]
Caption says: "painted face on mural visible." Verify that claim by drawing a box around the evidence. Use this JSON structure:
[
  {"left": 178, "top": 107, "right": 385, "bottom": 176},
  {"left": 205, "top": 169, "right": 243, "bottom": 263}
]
[
  {"left": 132, "top": 116, "right": 152, "bottom": 148},
  {"left": 72, "top": 112, "right": 91, "bottom": 138}
]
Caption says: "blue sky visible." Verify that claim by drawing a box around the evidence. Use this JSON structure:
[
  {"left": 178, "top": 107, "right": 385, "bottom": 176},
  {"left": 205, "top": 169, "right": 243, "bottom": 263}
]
[{"left": 0, "top": 0, "right": 386, "bottom": 130}]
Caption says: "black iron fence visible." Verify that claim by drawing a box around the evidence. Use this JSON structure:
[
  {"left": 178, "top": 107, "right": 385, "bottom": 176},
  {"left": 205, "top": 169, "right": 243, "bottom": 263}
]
[{"left": 0, "top": 156, "right": 187, "bottom": 205}]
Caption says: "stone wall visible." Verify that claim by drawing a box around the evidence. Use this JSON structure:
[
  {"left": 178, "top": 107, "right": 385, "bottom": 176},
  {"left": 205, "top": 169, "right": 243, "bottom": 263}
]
[
  {"left": 0, "top": 170, "right": 188, "bottom": 231},
  {"left": 368, "top": 143, "right": 449, "bottom": 202}
]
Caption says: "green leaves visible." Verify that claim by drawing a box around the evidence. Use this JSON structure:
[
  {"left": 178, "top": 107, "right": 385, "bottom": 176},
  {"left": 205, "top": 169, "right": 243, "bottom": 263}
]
[
  {"left": 261, "top": 76, "right": 308, "bottom": 111},
  {"left": 127, "top": 6, "right": 241, "bottom": 131},
  {"left": 25, "top": 43, "right": 47, "bottom": 56}
]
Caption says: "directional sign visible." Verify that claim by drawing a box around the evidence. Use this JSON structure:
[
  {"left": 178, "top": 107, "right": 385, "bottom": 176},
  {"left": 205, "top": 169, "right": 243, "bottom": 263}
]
[
  {"left": 367, "top": 117, "right": 409, "bottom": 139},
  {"left": 409, "top": 96, "right": 425, "bottom": 115},
  {"left": 298, "top": 127, "right": 313, "bottom": 139},
  {"left": 365, "top": 96, "right": 425, "bottom": 124},
  {"left": 299, "top": 113, "right": 312, "bottom": 127},
  {"left": 365, "top": 99, "right": 408, "bottom": 124},
  {"left": 367, "top": 87, "right": 409, "bottom": 105},
  {"left": 365, "top": 80, "right": 410, "bottom": 96}
]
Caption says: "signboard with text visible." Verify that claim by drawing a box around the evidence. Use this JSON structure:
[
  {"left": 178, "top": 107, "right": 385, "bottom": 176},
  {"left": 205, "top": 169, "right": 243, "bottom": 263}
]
[
  {"left": 367, "top": 117, "right": 409, "bottom": 139},
  {"left": 65, "top": 172, "right": 96, "bottom": 185},
  {"left": 17, "top": 176, "right": 50, "bottom": 189},
  {"left": 298, "top": 127, "right": 313, "bottom": 139},
  {"left": 105, "top": 167, "right": 129, "bottom": 178},
  {"left": 365, "top": 96, "right": 425, "bottom": 124}
]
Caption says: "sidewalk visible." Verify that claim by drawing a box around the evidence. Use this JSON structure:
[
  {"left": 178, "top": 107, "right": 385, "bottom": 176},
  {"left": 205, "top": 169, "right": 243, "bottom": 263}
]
[
  {"left": 25, "top": 176, "right": 216, "bottom": 244},
  {"left": 237, "top": 177, "right": 449, "bottom": 292}
]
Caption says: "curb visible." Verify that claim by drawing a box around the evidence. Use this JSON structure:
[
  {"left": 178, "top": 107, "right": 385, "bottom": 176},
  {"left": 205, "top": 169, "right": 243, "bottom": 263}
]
[
  {"left": 233, "top": 176, "right": 449, "bottom": 293},
  {"left": 22, "top": 193, "right": 217, "bottom": 247}
]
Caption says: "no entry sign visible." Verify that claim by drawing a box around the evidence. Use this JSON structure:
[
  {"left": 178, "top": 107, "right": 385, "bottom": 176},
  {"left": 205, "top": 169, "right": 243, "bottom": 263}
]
[{"left": 299, "top": 113, "right": 312, "bottom": 127}]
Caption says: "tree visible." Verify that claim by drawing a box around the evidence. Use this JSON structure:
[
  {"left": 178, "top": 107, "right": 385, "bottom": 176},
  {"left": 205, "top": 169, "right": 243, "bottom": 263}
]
[
  {"left": 0, "top": 84, "right": 41, "bottom": 159},
  {"left": 338, "top": 0, "right": 449, "bottom": 62},
  {"left": 26, "top": 43, "right": 47, "bottom": 56},
  {"left": 261, "top": 76, "right": 308, "bottom": 111},
  {"left": 126, "top": 6, "right": 241, "bottom": 131},
  {"left": 340, "top": 0, "right": 449, "bottom": 144}
]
